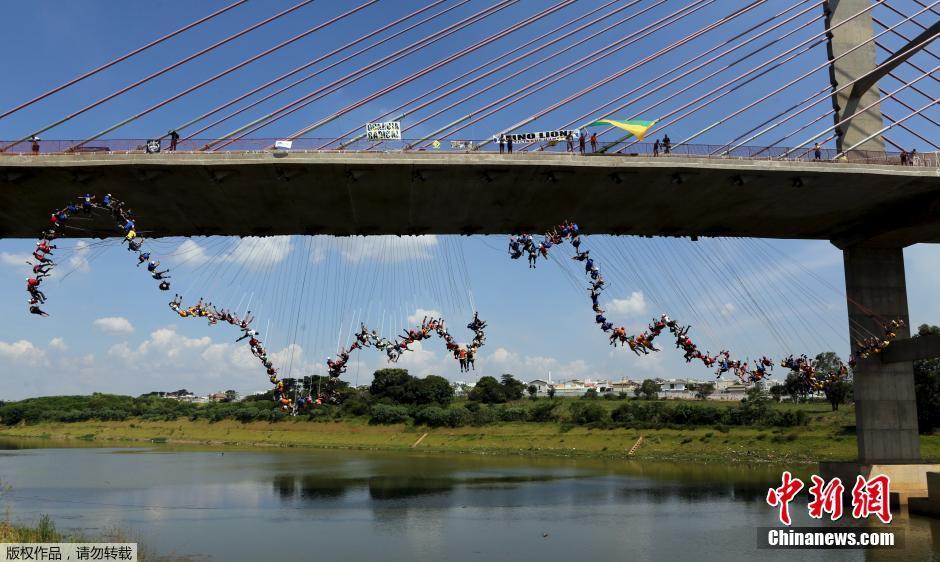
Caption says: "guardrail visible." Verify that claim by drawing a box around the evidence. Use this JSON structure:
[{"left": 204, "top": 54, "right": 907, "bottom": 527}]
[{"left": 0, "top": 138, "right": 937, "bottom": 167}]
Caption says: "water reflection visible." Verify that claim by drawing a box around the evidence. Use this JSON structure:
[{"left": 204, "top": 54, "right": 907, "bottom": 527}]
[{"left": 2, "top": 437, "right": 940, "bottom": 562}]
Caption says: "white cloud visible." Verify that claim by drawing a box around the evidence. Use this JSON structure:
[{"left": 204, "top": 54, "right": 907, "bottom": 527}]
[
  {"left": 68, "top": 241, "right": 91, "bottom": 273},
  {"left": 170, "top": 237, "right": 293, "bottom": 270},
  {"left": 339, "top": 235, "right": 438, "bottom": 263},
  {"left": 407, "top": 308, "right": 441, "bottom": 325},
  {"left": 481, "top": 346, "right": 593, "bottom": 382},
  {"left": 606, "top": 291, "right": 648, "bottom": 317},
  {"left": 0, "top": 252, "right": 29, "bottom": 267},
  {"left": 93, "top": 316, "right": 134, "bottom": 335},
  {"left": 0, "top": 339, "right": 44, "bottom": 363},
  {"left": 48, "top": 337, "right": 67, "bottom": 351}
]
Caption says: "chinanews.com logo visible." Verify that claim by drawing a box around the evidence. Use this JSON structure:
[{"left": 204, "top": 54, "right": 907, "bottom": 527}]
[{"left": 758, "top": 471, "right": 902, "bottom": 550}]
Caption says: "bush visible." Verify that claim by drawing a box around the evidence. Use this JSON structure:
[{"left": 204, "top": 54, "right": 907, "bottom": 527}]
[
  {"left": 369, "top": 404, "right": 411, "bottom": 425},
  {"left": 468, "top": 406, "right": 498, "bottom": 426},
  {"left": 413, "top": 406, "right": 446, "bottom": 427},
  {"left": 496, "top": 407, "right": 528, "bottom": 422},
  {"left": 569, "top": 402, "right": 607, "bottom": 425},
  {"left": 529, "top": 401, "right": 559, "bottom": 422}
]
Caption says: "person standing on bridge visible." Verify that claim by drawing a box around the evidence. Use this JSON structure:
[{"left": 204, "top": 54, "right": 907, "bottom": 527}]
[
  {"left": 653, "top": 139, "right": 660, "bottom": 156},
  {"left": 814, "top": 143, "right": 822, "bottom": 161},
  {"left": 590, "top": 132, "right": 597, "bottom": 153},
  {"left": 29, "top": 135, "right": 40, "bottom": 155},
  {"left": 662, "top": 134, "right": 671, "bottom": 154},
  {"left": 506, "top": 136, "right": 512, "bottom": 154},
  {"left": 498, "top": 135, "right": 505, "bottom": 154},
  {"left": 579, "top": 131, "right": 586, "bottom": 154},
  {"left": 566, "top": 132, "right": 574, "bottom": 153},
  {"left": 910, "top": 149, "right": 918, "bottom": 166},
  {"left": 169, "top": 130, "right": 180, "bottom": 151}
]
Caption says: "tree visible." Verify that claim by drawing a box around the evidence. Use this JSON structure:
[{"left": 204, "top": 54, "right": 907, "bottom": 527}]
[
  {"left": 636, "top": 379, "right": 659, "bottom": 400},
  {"left": 547, "top": 386, "right": 556, "bottom": 399},
  {"left": 784, "top": 372, "right": 811, "bottom": 403},
  {"left": 769, "top": 384, "right": 785, "bottom": 402},
  {"left": 370, "top": 369, "right": 414, "bottom": 403},
  {"left": 824, "top": 380, "right": 851, "bottom": 411},
  {"left": 583, "top": 388, "right": 598, "bottom": 400},
  {"left": 224, "top": 389, "right": 239, "bottom": 402},
  {"left": 740, "top": 383, "right": 770, "bottom": 422},
  {"left": 814, "top": 352, "right": 843, "bottom": 378},
  {"left": 527, "top": 384, "right": 538, "bottom": 398},
  {"left": 914, "top": 324, "right": 940, "bottom": 433},
  {"left": 411, "top": 375, "right": 455, "bottom": 406},
  {"left": 500, "top": 374, "right": 525, "bottom": 401},
  {"left": 694, "top": 383, "right": 715, "bottom": 400},
  {"left": 469, "top": 376, "right": 507, "bottom": 404}
]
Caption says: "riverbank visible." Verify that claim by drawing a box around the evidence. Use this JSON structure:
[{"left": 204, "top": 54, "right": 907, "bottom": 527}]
[{"left": 4, "top": 409, "right": 939, "bottom": 463}]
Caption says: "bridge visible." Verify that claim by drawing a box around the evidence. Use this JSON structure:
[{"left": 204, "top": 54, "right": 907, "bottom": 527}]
[
  {"left": 1, "top": 151, "right": 938, "bottom": 248},
  {"left": 2, "top": 0, "right": 940, "bottom": 499}
]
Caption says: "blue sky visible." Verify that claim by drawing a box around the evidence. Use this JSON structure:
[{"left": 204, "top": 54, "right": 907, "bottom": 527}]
[{"left": 0, "top": 1, "right": 938, "bottom": 398}]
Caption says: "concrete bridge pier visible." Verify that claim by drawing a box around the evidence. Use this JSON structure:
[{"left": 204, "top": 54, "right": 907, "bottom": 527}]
[
  {"left": 822, "top": 245, "right": 940, "bottom": 505},
  {"left": 843, "top": 246, "right": 919, "bottom": 463}
]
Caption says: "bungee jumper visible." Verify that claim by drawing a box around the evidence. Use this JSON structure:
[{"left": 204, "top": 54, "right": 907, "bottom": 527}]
[
  {"left": 23, "top": 192, "right": 306, "bottom": 412},
  {"left": 508, "top": 220, "right": 898, "bottom": 390}
]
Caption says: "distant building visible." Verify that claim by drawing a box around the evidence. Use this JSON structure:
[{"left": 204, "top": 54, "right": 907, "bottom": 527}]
[
  {"left": 552, "top": 380, "right": 587, "bottom": 397},
  {"left": 527, "top": 379, "right": 551, "bottom": 395}
]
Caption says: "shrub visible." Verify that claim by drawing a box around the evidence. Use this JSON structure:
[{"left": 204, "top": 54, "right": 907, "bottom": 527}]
[
  {"left": 497, "top": 407, "right": 528, "bottom": 422},
  {"left": 369, "top": 404, "right": 411, "bottom": 425},
  {"left": 569, "top": 402, "right": 607, "bottom": 425},
  {"left": 469, "top": 406, "right": 497, "bottom": 426},
  {"left": 413, "top": 406, "right": 450, "bottom": 427},
  {"left": 529, "top": 401, "right": 559, "bottom": 422}
]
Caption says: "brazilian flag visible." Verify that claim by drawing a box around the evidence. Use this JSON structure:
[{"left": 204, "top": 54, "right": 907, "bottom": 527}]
[{"left": 586, "top": 119, "right": 656, "bottom": 141}]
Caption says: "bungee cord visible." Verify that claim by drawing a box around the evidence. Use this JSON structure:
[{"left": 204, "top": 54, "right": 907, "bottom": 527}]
[
  {"left": 24, "top": 197, "right": 488, "bottom": 411},
  {"left": 509, "top": 224, "right": 903, "bottom": 390}
]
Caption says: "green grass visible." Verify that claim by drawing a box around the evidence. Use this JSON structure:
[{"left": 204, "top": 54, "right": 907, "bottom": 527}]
[{"left": 6, "top": 399, "right": 940, "bottom": 464}]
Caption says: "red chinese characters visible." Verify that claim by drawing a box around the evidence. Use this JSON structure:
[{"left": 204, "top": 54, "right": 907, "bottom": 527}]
[
  {"left": 852, "top": 474, "right": 892, "bottom": 524},
  {"left": 807, "top": 475, "right": 844, "bottom": 521},
  {"left": 766, "top": 471, "right": 804, "bottom": 525}
]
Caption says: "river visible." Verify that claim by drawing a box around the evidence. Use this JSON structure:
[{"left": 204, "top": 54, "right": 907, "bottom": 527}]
[{"left": 1, "top": 437, "right": 937, "bottom": 561}]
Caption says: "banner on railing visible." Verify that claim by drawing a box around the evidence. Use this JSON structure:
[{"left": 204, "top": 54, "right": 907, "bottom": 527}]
[
  {"left": 274, "top": 140, "right": 293, "bottom": 150},
  {"left": 495, "top": 130, "right": 579, "bottom": 143},
  {"left": 145, "top": 140, "right": 161, "bottom": 154},
  {"left": 366, "top": 121, "right": 401, "bottom": 141}
]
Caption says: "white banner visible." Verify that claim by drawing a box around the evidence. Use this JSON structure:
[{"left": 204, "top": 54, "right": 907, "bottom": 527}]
[
  {"left": 366, "top": 121, "right": 402, "bottom": 140},
  {"left": 495, "top": 130, "right": 579, "bottom": 143},
  {"left": 274, "top": 139, "right": 293, "bottom": 150}
]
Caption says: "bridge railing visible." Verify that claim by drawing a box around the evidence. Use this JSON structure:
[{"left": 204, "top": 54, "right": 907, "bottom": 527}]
[{"left": 0, "top": 138, "right": 936, "bottom": 167}]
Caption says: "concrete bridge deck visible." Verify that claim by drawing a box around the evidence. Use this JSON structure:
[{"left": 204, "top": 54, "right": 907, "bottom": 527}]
[{"left": 1, "top": 151, "right": 938, "bottom": 247}]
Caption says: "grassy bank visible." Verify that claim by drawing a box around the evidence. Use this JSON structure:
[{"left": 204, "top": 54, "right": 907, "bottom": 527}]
[
  {"left": 4, "top": 402, "right": 939, "bottom": 463},
  {"left": 0, "top": 514, "right": 194, "bottom": 562}
]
